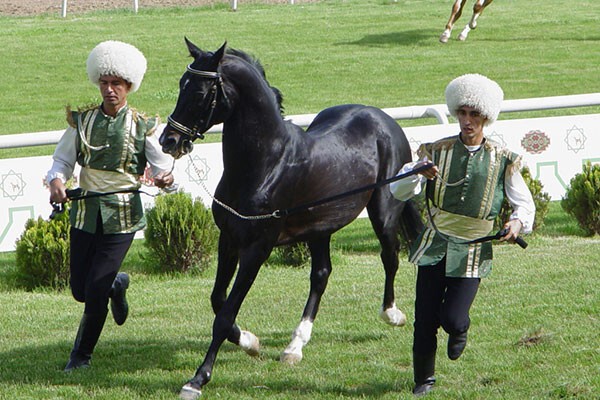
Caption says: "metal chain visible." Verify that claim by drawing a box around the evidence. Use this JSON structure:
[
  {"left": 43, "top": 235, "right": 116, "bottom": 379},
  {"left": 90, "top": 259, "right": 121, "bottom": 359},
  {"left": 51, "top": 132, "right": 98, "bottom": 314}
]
[{"left": 187, "top": 154, "right": 279, "bottom": 220}]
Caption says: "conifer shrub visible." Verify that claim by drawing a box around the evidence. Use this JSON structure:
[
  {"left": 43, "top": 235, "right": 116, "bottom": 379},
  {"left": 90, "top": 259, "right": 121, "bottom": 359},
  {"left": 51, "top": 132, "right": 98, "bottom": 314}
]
[
  {"left": 495, "top": 166, "right": 550, "bottom": 231},
  {"left": 15, "top": 207, "right": 71, "bottom": 290},
  {"left": 561, "top": 162, "right": 600, "bottom": 236},
  {"left": 144, "top": 192, "right": 219, "bottom": 273}
]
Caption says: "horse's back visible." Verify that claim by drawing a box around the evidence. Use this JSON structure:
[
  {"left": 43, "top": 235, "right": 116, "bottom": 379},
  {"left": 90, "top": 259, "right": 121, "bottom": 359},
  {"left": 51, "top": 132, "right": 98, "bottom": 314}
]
[{"left": 305, "top": 104, "right": 412, "bottom": 168}]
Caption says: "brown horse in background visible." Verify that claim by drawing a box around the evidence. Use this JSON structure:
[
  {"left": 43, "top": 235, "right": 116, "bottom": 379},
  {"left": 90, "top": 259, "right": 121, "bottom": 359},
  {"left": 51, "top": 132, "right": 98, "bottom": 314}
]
[{"left": 440, "top": 0, "right": 494, "bottom": 43}]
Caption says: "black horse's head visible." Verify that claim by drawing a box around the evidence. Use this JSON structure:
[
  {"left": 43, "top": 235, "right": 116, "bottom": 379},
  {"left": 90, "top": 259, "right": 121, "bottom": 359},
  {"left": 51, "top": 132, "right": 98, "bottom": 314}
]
[{"left": 160, "top": 38, "right": 232, "bottom": 159}]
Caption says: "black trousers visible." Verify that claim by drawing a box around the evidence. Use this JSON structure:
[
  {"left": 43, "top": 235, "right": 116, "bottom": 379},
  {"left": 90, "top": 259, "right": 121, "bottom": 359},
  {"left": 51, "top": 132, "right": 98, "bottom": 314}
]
[
  {"left": 413, "top": 257, "right": 480, "bottom": 355},
  {"left": 69, "top": 214, "right": 135, "bottom": 315}
]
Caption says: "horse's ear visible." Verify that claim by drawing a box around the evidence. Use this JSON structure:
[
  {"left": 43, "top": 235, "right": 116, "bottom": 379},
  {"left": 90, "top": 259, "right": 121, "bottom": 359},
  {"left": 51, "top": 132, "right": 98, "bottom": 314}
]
[
  {"left": 184, "top": 36, "right": 203, "bottom": 59},
  {"left": 213, "top": 42, "right": 227, "bottom": 63}
]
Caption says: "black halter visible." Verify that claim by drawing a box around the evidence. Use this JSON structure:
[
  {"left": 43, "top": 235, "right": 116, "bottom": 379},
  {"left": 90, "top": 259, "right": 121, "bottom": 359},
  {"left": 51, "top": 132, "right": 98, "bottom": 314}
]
[{"left": 167, "top": 64, "right": 228, "bottom": 141}]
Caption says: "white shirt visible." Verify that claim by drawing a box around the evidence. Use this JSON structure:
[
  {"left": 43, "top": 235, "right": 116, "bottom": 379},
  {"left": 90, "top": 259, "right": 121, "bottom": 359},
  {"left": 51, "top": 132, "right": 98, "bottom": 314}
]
[{"left": 390, "top": 146, "right": 536, "bottom": 234}]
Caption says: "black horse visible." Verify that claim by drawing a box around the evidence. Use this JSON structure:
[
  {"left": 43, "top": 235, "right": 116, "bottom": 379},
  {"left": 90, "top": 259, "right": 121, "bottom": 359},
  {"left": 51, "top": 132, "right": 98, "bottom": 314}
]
[{"left": 160, "top": 38, "right": 423, "bottom": 399}]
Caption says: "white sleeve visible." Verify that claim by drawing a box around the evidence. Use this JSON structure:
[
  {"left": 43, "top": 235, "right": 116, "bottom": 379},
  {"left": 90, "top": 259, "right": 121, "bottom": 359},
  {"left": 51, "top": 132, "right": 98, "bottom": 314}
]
[
  {"left": 505, "top": 170, "right": 536, "bottom": 234},
  {"left": 145, "top": 130, "right": 175, "bottom": 177},
  {"left": 389, "top": 161, "right": 427, "bottom": 201},
  {"left": 46, "top": 126, "right": 78, "bottom": 184}
]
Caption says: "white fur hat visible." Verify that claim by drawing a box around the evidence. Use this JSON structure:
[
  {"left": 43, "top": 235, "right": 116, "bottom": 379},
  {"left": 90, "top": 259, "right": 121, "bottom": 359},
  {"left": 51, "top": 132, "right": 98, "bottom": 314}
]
[
  {"left": 445, "top": 74, "right": 503, "bottom": 126},
  {"left": 86, "top": 41, "right": 147, "bottom": 93}
]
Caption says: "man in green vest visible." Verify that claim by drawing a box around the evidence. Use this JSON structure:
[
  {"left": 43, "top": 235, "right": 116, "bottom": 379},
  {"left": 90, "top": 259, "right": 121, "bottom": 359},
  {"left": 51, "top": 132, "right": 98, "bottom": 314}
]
[
  {"left": 47, "top": 41, "right": 175, "bottom": 371},
  {"left": 390, "top": 74, "right": 535, "bottom": 396}
]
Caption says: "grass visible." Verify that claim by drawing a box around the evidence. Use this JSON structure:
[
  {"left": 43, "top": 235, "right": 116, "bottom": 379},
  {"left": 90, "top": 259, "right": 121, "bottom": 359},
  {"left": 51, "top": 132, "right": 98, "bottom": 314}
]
[
  {"left": 0, "top": 202, "right": 599, "bottom": 399},
  {"left": 1, "top": 0, "right": 600, "bottom": 159}
]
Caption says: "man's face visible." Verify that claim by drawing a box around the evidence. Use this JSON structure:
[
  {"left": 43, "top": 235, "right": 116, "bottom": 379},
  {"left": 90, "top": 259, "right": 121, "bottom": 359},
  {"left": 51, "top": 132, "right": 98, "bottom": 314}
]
[
  {"left": 99, "top": 75, "right": 131, "bottom": 110},
  {"left": 456, "top": 105, "right": 487, "bottom": 145}
]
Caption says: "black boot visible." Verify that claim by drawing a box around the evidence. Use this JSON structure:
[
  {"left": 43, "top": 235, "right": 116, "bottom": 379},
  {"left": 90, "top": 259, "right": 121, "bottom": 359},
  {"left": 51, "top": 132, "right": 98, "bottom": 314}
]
[
  {"left": 447, "top": 331, "right": 468, "bottom": 360},
  {"left": 110, "top": 272, "right": 130, "bottom": 326},
  {"left": 64, "top": 310, "right": 108, "bottom": 371},
  {"left": 413, "top": 351, "right": 436, "bottom": 396}
]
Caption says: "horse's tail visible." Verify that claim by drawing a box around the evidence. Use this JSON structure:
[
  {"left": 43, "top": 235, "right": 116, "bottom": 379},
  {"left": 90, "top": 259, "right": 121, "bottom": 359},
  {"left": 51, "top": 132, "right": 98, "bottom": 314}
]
[{"left": 398, "top": 199, "right": 424, "bottom": 247}]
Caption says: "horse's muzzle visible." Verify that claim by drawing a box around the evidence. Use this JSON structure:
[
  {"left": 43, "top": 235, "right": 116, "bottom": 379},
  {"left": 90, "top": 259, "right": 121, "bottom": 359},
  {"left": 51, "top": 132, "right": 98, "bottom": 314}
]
[{"left": 159, "top": 127, "right": 194, "bottom": 159}]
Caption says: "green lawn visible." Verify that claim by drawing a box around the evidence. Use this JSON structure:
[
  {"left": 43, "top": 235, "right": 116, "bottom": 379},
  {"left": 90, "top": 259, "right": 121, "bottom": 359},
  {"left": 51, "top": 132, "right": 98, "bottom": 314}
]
[{"left": 0, "top": 202, "right": 598, "bottom": 399}]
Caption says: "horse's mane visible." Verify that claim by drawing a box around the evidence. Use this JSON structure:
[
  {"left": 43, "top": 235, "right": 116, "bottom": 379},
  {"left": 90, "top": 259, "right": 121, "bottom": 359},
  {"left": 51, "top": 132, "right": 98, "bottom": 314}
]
[{"left": 225, "top": 48, "right": 284, "bottom": 115}]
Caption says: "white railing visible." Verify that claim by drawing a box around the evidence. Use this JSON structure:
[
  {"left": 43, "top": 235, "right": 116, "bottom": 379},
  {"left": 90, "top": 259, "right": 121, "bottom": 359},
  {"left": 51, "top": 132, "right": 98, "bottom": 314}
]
[{"left": 2, "top": 93, "right": 599, "bottom": 149}]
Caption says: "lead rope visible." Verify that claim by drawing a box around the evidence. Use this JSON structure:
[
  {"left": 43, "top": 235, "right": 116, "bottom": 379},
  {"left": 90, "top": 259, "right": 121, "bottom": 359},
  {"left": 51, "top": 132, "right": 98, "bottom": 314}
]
[{"left": 187, "top": 154, "right": 279, "bottom": 220}]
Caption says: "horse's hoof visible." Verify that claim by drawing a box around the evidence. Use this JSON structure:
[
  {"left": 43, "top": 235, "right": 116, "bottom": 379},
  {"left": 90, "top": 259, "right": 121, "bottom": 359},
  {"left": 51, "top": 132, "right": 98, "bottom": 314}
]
[
  {"left": 180, "top": 384, "right": 202, "bottom": 400},
  {"left": 380, "top": 306, "right": 407, "bottom": 327},
  {"left": 458, "top": 33, "right": 468, "bottom": 41},
  {"left": 240, "top": 330, "right": 260, "bottom": 357},
  {"left": 439, "top": 32, "right": 450, "bottom": 43},
  {"left": 280, "top": 351, "right": 303, "bottom": 365}
]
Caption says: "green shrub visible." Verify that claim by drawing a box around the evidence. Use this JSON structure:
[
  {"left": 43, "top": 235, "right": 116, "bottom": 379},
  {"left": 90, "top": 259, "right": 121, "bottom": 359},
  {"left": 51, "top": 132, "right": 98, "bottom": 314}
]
[
  {"left": 270, "top": 242, "right": 311, "bottom": 268},
  {"left": 144, "top": 192, "right": 219, "bottom": 273},
  {"left": 561, "top": 162, "right": 600, "bottom": 236},
  {"left": 15, "top": 207, "right": 70, "bottom": 290},
  {"left": 495, "top": 166, "right": 551, "bottom": 231}
]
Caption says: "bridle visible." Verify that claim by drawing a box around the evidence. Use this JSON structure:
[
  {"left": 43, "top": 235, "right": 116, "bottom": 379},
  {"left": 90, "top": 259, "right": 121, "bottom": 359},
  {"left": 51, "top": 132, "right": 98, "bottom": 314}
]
[{"left": 166, "top": 64, "right": 228, "bottom": 141}]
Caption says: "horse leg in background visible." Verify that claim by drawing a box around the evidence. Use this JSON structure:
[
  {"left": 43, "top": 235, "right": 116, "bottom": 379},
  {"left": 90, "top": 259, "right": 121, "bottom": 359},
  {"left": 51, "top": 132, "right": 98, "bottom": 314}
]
[
  {"left": 281, "top": 236, "right": 332, "bottom": 365},
  {"left": 180, "top": 241, "right": 274, "bottom": 400},
  {"left": 367, "top": 193, "right": 409, "bottom": 327},
  {"left": 440, "top": 0, "right": 468, "bottom": 43},
  {"left": 458, "top": 0, "right": 494, "bottom": 41},
  {"left": 210, "top": 234, "right": 259, "bottom": 356}
]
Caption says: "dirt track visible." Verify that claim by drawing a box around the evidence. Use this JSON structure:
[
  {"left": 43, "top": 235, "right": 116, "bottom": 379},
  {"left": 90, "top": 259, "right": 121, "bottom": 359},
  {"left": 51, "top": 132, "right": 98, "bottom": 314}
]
[{"left": 0, "top": 0, "right": 295, "bottom": 16}]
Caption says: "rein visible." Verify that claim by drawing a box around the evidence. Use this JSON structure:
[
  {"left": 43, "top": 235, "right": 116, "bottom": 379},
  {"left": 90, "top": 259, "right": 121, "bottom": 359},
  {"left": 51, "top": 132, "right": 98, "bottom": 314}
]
[
  {"left": 49, "top": 188, "right": 159, "bottom": 220},
  {"left": 189, "top": 156, "right": 434, "bottom": 220},
  {"left": 167, "top": 64, "right": 227, "bottom": 141},
  {"left": 424, "top": 186, "right": 528, "bottom": 248}
]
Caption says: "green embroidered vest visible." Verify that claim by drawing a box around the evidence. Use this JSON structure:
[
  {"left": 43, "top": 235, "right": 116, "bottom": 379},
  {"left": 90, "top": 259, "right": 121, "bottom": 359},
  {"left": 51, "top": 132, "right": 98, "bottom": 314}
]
[
  {"left": 409, "top": 135, "right": 520, "bottom": 278},
  {"left": 68, "top": 105, "right": 159, "bottom": 234}
]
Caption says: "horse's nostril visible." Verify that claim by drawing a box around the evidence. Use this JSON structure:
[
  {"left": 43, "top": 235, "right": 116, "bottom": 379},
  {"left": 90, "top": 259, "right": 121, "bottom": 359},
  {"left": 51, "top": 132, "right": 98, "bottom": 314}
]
[{"left": 182, "top": 139, "right": 194, "bottom": 155}]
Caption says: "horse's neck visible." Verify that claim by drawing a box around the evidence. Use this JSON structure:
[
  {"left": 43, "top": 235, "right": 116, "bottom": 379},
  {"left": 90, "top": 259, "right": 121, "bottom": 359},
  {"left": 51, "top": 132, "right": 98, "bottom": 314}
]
[{"left": 221, "top": 111, "right": 292, "bottom": 173}]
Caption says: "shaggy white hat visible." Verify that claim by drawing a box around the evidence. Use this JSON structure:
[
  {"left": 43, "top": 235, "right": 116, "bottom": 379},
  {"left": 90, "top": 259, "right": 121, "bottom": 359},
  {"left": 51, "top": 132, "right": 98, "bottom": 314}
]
[
  {"left": 445, "top": 74, "right": 504, "bottom": 126},
  {"left": 86, "top": 41, "right": 147, "bottom": 93}
]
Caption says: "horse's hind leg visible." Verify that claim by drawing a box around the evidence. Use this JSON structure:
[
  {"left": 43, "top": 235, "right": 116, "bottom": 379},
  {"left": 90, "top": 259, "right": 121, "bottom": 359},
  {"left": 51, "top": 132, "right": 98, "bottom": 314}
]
[
  {"left": 440, "top": 0, "right": 468, "bottom": 43},
  {"left": 367, "top": 196, "right": 408, "bottom": 327},
  {"left": 458, "top": 0, "right": 494, "bottom": 41},
  {"left": 281, "top": 237, "right": 332, "bottom": 365},
  {"left": 211, "top": 234, "right": 259, "bottom": 356}
]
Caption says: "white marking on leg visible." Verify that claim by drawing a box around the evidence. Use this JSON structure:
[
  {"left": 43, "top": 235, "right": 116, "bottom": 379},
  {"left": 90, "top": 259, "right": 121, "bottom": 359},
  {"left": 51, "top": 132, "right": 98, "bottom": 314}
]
[
  {"left": 458, "top": 25, "right": 471, "bottom": 41},
  {"left": 439, "top": 28, "right": 452, "bottom": 43},
  {"left": 239, "top": 330, "right": 260, "bottom": 357},
  {"left": 281, "top": 319, "right": 313, "bottom": 364},
  {"left": 469, "top": 12, "right": 482, "bottom": 30},
  {"left": 180, "top": 384, "right": 202, "bottom": 400},
  {"left": 380, "top": 302, "right": 407, "bottom": 327}
]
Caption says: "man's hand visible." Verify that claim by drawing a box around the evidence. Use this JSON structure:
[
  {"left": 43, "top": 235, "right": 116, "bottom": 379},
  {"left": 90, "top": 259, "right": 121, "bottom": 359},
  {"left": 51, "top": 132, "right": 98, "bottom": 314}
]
[
  {"left": 414, "top": 160, "right": 439, "bottom": 180},
  {"left": 154, "top": 171, "right": 174, "bottom": 189},
  {"left": 500, "top": 219, "right": 523, "bottom": 243},
  {"left": 49, "top": 178, "right": 68, "bottom": 204}
]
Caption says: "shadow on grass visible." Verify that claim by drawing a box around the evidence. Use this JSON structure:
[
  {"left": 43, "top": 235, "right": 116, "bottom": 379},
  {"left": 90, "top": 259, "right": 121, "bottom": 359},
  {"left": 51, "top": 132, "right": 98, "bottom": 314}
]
[
  {"left": 336, "top": 29, "right": 435, "bottom": 47},
  {"left": 0, "top": 333, "right": 410, "bottom": 398}
]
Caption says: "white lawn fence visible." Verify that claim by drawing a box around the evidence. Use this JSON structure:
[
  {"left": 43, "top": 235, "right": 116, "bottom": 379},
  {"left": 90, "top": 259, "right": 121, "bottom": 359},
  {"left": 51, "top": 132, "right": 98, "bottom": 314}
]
[{"left": 0, "top": 93, "right": 599, "bottom": 252}]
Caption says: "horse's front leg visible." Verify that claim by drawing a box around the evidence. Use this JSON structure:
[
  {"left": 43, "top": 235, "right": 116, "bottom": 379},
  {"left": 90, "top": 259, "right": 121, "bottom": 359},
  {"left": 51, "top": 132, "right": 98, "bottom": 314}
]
[
  {"left": 281, "top": 237, "right": 332, "bottom": 365},
  {"left": 211, "top": 234, "right": 259, "bottom": 356},
  {"left": 440, "top": 0, "right": 468, "bottom": 43},
  {"left": 180, "top": 240, "right": 274, "bottom": 400}
]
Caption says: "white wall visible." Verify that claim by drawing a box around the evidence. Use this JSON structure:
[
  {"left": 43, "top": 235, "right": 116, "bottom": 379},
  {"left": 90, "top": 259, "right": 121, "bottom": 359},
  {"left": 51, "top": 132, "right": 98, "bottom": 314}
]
[{"left": 1, "top": 112, "right": 599, "bottom": 252}]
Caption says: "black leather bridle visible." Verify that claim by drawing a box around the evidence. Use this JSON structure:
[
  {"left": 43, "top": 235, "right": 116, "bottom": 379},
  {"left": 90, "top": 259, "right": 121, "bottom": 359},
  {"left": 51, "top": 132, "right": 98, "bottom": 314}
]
[{"left": 166, "top": 64, "right": 228, "bottom": 141}]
